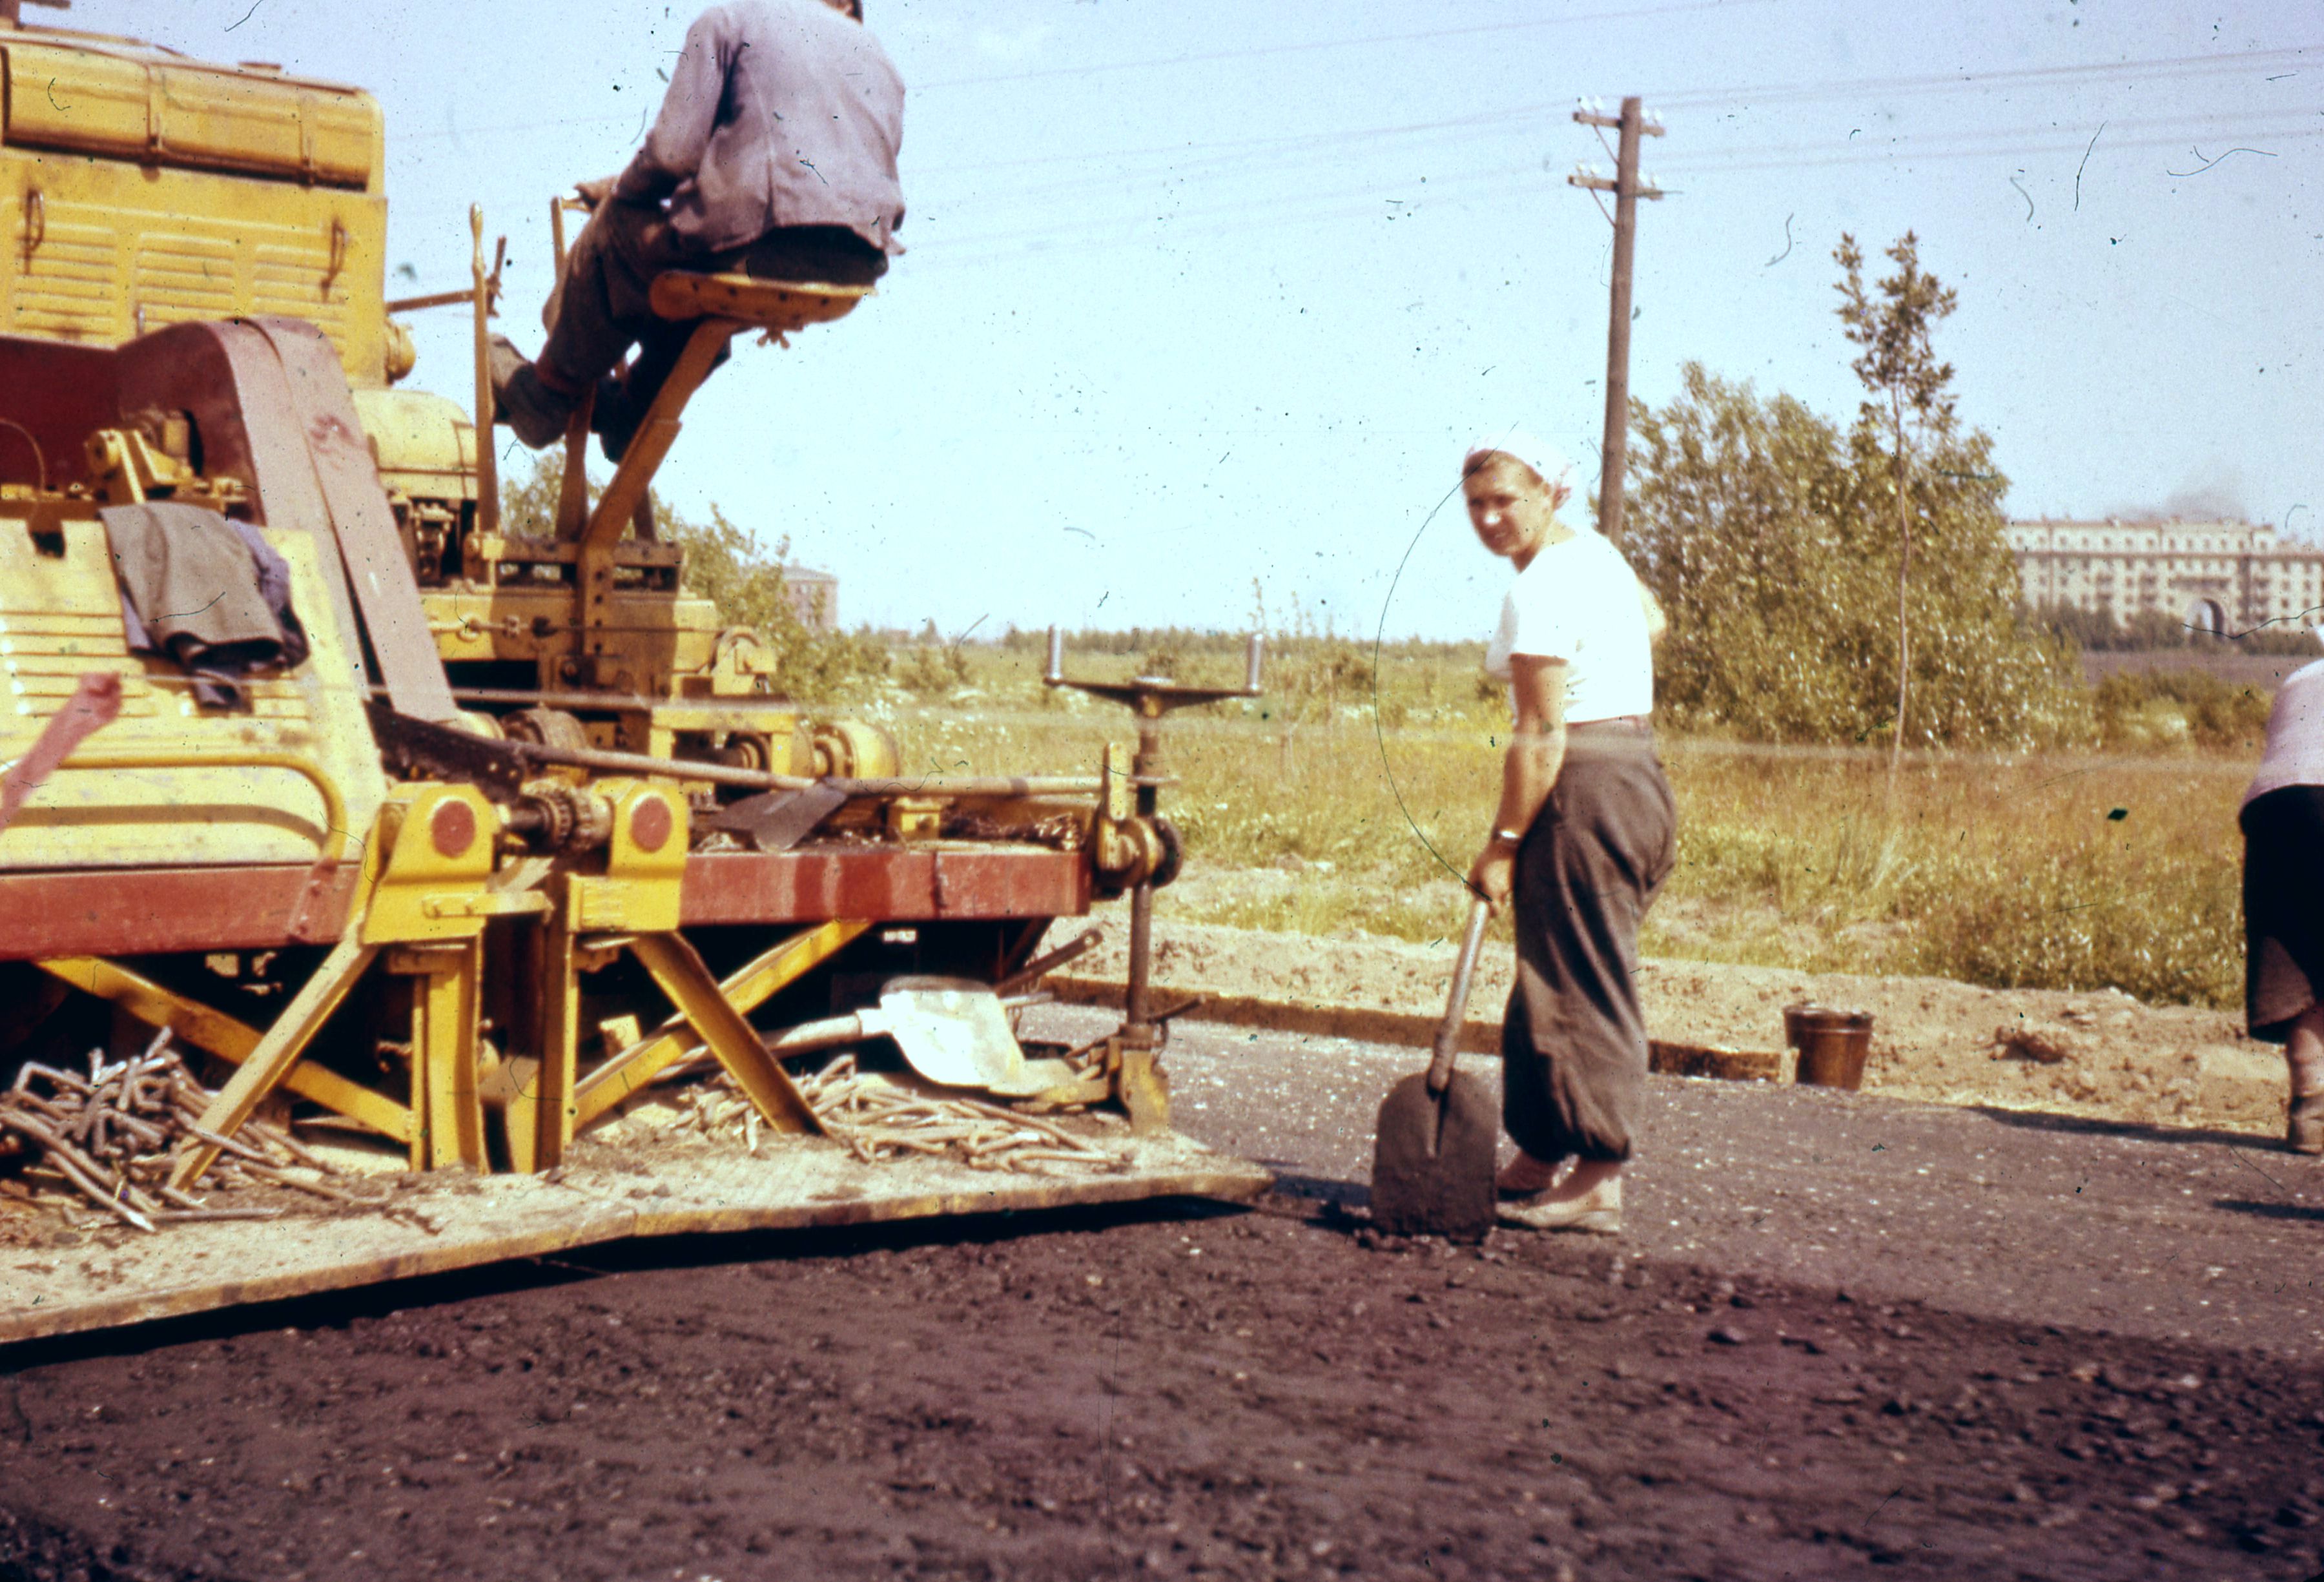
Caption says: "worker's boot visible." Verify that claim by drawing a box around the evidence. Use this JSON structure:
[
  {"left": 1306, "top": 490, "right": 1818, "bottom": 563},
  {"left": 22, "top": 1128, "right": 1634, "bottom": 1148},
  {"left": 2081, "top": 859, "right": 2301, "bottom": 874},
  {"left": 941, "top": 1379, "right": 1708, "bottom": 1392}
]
[
  {"left": 590, "top": 376, "right": 644, "bottom": 465},
  {"left": 488, "top": 336, "right": 579, "bottom": 450},
  {"left": 2291, "top": 1091, "right": 2324, "bottom": 1156}
]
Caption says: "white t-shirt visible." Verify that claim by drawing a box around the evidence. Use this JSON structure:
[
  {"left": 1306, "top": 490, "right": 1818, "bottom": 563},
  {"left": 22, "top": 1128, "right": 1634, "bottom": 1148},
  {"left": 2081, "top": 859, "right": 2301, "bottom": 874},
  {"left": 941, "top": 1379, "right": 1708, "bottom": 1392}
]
[
  {"left": 1483, "top": 529, "right": 1655, "bottom": 723},
  {"left": 2244, "top": 656, "right": 2324, "bottom": 807}
]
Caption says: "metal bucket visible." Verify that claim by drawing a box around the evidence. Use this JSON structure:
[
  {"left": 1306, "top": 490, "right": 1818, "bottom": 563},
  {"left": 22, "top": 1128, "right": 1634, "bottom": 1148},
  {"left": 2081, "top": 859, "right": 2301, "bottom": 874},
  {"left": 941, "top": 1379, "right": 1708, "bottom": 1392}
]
[{"left": 1784, "top": 1003, "right": 1873, "bottom": 1090}]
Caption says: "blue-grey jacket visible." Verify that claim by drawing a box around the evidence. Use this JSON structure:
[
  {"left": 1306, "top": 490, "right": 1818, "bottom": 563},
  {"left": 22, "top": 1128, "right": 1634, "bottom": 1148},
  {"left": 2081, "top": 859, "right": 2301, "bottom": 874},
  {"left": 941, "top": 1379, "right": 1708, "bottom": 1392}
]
[{"left": 614, "top": 0, "right": 905, "bottom": 255}]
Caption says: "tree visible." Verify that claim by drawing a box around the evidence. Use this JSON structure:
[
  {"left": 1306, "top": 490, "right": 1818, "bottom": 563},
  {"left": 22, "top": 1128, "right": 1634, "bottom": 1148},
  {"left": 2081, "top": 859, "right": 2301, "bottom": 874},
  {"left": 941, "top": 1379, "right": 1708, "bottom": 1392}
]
[
  {"left": 1625, "top": 362, "right": 2082, "bottom": 748},
  {"left": 1835, "top": 232, "right": 1958, "bottom": 767},
  {"left": 1623, "top": 365, "right": 1880, "bottom": 739},
  {"left": 499, "top": 455, "right": 887, "bottom": 703}
]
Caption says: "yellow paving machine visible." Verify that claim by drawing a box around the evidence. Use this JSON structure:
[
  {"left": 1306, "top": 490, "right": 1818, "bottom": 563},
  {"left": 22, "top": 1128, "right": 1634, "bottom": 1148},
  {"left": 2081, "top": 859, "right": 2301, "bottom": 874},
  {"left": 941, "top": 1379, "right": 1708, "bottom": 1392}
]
[{"left": 0, "top": 6, "right": 1266, "bottom": 1344}]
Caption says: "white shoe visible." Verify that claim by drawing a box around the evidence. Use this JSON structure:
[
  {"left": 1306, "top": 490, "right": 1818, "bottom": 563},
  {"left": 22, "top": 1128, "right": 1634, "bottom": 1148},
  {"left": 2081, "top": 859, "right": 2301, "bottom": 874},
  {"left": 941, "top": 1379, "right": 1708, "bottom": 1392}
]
[{"left": 1497, "top": 1176, "right": 1622, "bottom": 1235}]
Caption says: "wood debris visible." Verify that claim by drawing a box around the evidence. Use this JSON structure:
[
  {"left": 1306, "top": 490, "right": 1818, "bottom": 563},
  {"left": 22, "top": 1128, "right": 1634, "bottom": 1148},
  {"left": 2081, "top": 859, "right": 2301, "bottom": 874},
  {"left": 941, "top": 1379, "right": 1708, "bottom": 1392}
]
[{"left": 0, "top": 1032, "right": 375, "bottom": 1233}]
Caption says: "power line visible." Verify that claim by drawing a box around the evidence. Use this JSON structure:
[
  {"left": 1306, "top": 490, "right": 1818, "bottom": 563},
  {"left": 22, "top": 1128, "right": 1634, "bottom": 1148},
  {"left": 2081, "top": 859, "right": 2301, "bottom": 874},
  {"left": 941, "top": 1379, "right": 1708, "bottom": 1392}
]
[
  {"left": 912, "top": 107, "right": 2321, "bottom": 251},
  {"left": 905, "top": 43, "right": 2315, "bottom": 181},
  {"left": 910, "top": 0, "right": 1774, "bottom": 92},
  {"left": 905, "top": 121, "right": 2324, "bottom": 269}
]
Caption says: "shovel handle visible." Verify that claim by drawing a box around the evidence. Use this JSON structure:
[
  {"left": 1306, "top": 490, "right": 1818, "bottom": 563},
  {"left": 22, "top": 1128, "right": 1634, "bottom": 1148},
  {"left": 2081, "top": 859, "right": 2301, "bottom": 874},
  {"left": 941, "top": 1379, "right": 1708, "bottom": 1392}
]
[{"left": 1425, "top": 898, "right": 1492, "bottom": 1095}]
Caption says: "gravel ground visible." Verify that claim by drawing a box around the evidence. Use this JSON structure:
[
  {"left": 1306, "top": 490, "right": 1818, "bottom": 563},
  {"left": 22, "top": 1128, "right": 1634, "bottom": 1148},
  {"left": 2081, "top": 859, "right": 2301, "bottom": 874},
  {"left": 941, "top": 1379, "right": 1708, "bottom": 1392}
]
[{"left": 4, "top": 1007, "right": 2322, "bottom": 1582}]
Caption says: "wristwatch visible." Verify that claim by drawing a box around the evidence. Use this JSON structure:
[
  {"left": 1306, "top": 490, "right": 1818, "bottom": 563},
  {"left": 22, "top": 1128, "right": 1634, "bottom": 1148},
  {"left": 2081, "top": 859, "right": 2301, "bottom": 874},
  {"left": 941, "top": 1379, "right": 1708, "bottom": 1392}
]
[{"left": 1486, "top": 827, "right": 1524, "bottom": 850}]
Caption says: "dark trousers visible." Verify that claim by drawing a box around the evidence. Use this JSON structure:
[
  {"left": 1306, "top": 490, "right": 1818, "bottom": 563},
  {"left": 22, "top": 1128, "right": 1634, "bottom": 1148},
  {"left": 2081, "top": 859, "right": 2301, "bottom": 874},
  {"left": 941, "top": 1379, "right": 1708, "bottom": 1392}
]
[
  {"left": 1501, "top": 730, "right": 1677, "bottom": 1164},
  {"left": 540, "top": 200, "right": 887, "bottom": 413}
]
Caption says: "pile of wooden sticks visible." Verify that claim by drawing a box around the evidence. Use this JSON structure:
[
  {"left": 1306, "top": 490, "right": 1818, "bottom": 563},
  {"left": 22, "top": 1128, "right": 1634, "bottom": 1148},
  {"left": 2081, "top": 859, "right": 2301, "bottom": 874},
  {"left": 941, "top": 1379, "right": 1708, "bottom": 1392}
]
[
  {"left": 0, "top": 1034, "right": 368, "bottom": 1232},
  {"left": 677, "top": 1054, "right": 1129, "bottom": 1175}
]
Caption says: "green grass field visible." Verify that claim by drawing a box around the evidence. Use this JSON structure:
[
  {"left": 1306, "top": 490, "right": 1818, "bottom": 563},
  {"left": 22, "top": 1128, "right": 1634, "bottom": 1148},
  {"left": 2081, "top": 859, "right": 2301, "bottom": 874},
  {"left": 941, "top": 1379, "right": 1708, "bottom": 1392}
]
[{"left": 878, "top": 645, "right": 2256, "bottom": 1012}]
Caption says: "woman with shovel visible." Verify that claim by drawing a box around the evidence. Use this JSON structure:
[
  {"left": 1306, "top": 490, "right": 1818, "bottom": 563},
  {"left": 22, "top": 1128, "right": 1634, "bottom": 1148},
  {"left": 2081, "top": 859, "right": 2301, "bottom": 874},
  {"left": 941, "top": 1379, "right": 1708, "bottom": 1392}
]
[{"left": 1462, "top": 433, "right": 1674, "bottom": 1234}]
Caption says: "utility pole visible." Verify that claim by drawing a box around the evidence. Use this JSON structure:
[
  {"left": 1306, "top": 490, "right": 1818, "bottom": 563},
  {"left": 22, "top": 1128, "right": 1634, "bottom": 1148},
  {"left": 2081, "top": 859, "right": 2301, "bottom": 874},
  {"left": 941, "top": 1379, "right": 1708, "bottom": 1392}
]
[{"left": 1569, "top": 98, "right": 1664, "bottom": 542}]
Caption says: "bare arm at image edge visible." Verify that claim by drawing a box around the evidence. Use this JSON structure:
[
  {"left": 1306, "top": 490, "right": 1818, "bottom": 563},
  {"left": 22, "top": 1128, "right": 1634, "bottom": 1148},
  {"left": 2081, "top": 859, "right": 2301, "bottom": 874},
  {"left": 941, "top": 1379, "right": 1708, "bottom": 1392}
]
[{"left": 1467, "top": 653, "right": 1568, "bottom": 910}]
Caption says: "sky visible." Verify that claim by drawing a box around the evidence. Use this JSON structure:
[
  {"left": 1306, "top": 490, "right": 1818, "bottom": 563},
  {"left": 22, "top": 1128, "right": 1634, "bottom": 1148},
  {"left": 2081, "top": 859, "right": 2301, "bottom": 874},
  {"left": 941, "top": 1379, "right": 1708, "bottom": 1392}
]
[{"left": 56, "top": 0, "right": 2324, "bottom": 642}]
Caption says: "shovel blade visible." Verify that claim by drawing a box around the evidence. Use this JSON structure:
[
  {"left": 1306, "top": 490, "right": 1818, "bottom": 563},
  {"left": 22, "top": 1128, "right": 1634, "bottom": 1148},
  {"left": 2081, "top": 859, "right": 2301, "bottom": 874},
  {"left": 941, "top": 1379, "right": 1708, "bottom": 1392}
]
[
  {"left": 708, "top": 783, "right": 848, "bottom": 852},
  {"left": 1369, "top": 1069, "right": 1497, "bottom": 1240},
  {"left": 878, "top": 976, "right": 1027, "bottom": 1089}
]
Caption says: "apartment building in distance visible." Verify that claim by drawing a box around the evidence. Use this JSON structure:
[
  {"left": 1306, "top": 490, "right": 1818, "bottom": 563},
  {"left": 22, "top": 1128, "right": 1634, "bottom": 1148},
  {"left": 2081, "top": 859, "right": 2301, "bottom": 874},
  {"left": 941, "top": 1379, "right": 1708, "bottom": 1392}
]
[{"left": 2004, "top": 519, "right": 2324, "bottom": 635}]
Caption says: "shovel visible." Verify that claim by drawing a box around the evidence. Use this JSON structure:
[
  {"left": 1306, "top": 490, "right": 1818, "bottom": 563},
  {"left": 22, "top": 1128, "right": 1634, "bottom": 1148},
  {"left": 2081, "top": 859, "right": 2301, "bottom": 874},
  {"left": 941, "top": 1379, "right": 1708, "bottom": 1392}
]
[
  {"left": 743, "top": 977, "right": 1073, "bottom": 1096},
  {"left": 1369, "top": 896, "right": 1497, "bottom": 1240}
]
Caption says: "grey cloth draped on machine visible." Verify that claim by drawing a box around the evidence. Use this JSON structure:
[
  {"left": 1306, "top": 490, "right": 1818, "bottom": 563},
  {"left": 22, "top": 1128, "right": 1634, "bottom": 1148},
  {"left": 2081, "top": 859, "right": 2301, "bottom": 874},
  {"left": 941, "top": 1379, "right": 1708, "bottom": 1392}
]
[{"left": 99, "top": 502, "right": 309, "bottom": 708}]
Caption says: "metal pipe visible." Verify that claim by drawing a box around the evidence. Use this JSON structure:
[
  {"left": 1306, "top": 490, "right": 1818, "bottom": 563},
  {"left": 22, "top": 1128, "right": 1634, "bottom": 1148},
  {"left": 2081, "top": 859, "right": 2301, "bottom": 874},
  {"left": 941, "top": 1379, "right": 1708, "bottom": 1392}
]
[
  {"left": 59, "top": 751, "right": 355, "bottom": 861},
  {"left": 469, "top": 205, "right": 500, "bottom": 540},
  {"left": 372, "top": 682, "right": 808, "bottom": 715},
  {"left": 500, "top": 736, "right": 1102, "bottom": 799},
  {"left": 382, "top": 287, "right": 478, "bottom": 313}
]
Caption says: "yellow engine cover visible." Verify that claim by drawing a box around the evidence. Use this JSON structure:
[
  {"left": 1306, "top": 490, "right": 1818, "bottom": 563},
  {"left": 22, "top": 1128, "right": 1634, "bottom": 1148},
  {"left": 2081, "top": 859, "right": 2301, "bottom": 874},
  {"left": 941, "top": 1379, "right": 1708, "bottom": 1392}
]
[
  {"left": 0, "top": 33, "right": 389, "bottom": 385},
  {"left": 0, "top": 504, "right": 386, "bottom": 870}
]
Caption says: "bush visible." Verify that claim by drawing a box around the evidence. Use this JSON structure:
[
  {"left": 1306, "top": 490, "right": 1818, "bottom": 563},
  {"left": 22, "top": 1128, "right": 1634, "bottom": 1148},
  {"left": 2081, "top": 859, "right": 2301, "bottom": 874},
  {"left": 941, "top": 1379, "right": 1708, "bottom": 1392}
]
[{"left": 2093, "top": 670, "right": 2271, "bottom": 751}]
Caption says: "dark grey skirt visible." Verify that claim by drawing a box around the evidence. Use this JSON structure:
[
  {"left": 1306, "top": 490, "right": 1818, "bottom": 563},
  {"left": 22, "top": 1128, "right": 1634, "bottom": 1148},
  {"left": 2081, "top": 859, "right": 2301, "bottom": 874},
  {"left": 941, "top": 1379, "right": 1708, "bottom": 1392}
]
[
  {"left": 2241, "top": 783, "right": 2324, "bottom": 1042},
  {"left": 1501, "top": 724, "right": 1678, "bottom": 1164}
]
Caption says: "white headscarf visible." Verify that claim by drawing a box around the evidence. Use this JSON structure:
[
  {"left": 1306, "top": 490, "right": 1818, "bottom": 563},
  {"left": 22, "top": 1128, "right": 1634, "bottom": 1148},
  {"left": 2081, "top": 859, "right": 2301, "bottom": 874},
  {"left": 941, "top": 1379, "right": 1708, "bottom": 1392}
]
[{"left": 1463, "top": 428, "right": 1581, "bottom": 519}]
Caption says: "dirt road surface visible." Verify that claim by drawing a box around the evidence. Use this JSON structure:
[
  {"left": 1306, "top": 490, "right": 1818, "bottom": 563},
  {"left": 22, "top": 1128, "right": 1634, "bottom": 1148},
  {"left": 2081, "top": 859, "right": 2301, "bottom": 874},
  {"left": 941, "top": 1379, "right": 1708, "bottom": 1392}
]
[{"left": 4, "top": 1006, "right": 2321, "bottom": 1581}]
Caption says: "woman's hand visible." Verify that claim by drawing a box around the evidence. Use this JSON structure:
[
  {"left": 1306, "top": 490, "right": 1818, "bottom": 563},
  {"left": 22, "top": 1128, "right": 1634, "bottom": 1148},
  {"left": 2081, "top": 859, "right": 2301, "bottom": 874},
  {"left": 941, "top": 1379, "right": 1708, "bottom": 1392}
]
[{"left": 1468, "top": 843, "right": 1516, "bottom": 912}]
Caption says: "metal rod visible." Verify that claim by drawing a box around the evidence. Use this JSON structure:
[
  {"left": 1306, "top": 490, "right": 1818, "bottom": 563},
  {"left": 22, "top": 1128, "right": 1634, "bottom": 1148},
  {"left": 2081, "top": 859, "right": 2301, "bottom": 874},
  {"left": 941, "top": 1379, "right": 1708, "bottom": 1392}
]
[
  {"left": 1125, "top": 882, "right": 1154, "bottom": 1030},
  {"left": 995, "top": 926, "right": 1102, "bottom": 998},
  {"left": 1123, "top": 715, "right": 1166, "bottom": 1032},
  {"left": 373, "top": 683, "right": 808, "bottom": 715},
  {"left": 500, "top": 735, "right": 1102, "bottom": 799},
  {"left": 384, "top": 287, "right": 480, "bottom": 313},
  {"left": 61, "top": 750, "right": 355, "bottom": 861},
  {"left": 470, "top": 205, "right": 500, "bottom": 540}
]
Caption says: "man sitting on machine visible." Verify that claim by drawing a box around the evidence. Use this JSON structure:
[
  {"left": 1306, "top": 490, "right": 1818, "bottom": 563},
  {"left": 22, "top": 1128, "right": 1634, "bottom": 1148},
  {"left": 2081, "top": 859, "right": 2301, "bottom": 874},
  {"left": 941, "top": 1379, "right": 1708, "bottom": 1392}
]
[{"left": 492, "top": 0, "right": 904, "bottom": 460}]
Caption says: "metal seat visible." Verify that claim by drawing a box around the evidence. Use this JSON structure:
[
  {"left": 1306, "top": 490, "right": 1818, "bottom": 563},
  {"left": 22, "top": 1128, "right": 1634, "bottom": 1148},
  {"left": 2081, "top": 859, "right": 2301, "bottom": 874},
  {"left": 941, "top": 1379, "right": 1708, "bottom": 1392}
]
[
  {"left": 553, "top": 274, "right": 874, "bottom": 677},
  {"left": 646, "top": 272, "right": 872, "bottom": 333}
]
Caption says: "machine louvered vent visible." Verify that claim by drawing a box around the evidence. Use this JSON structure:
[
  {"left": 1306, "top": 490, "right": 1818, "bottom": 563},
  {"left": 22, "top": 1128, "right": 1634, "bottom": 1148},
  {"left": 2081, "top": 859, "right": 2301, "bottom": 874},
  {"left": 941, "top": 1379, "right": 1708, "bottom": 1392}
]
[
  {"left": 6, "top": 214, "right": 121, "bottom": 343},
  {"left": 3, "top": 192, "right": 357, "bottom": 362},
  {"left": 132, "top": 231, "right": 240, "bottom": 334},
  {"left": 251, "top": 232, "right": 352, "bottom": 343}
]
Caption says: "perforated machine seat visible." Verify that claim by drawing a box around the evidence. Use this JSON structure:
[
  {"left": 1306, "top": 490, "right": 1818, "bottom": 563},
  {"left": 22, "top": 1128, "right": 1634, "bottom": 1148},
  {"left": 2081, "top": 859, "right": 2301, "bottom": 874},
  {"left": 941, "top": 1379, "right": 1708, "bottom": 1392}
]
[{"left": 645, "top": 273, "right": 872, "bottom": 334}]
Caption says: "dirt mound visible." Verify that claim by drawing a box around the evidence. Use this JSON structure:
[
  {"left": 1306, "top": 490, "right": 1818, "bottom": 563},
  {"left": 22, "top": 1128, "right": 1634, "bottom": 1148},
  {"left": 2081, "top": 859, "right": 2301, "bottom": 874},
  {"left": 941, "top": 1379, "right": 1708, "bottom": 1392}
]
[{"left": 1078, "top": 904, "right": 2287, "bottom": 1136}]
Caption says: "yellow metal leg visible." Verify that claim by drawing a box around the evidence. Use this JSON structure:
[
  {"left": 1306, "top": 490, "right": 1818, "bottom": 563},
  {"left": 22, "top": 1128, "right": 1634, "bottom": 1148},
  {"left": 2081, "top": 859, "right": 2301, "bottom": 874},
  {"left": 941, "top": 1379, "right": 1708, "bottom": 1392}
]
[
  {"left": 572, "top": 918, "right": 870, "bottom": 1129},
  {"left": 581, "top": 320, "right": 730, "bottom": 551},
  {"left": 552, "top": 387, "right": 597, "bottom": 540},
  {"left": 169, "top": 934, "right": 377, "bottom": 1190},
  {"left": 516, "top": 877, "right": 584, "bottom": 1172},
  {"left": 37, "top": 956, "right": 413, "bottom": 1145},
  {"left": 393, "top": 941, "right": 488, "bottom": 1171},
  {"left": 626, "top": 931, "right": 822, "bottom": 1135}
]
